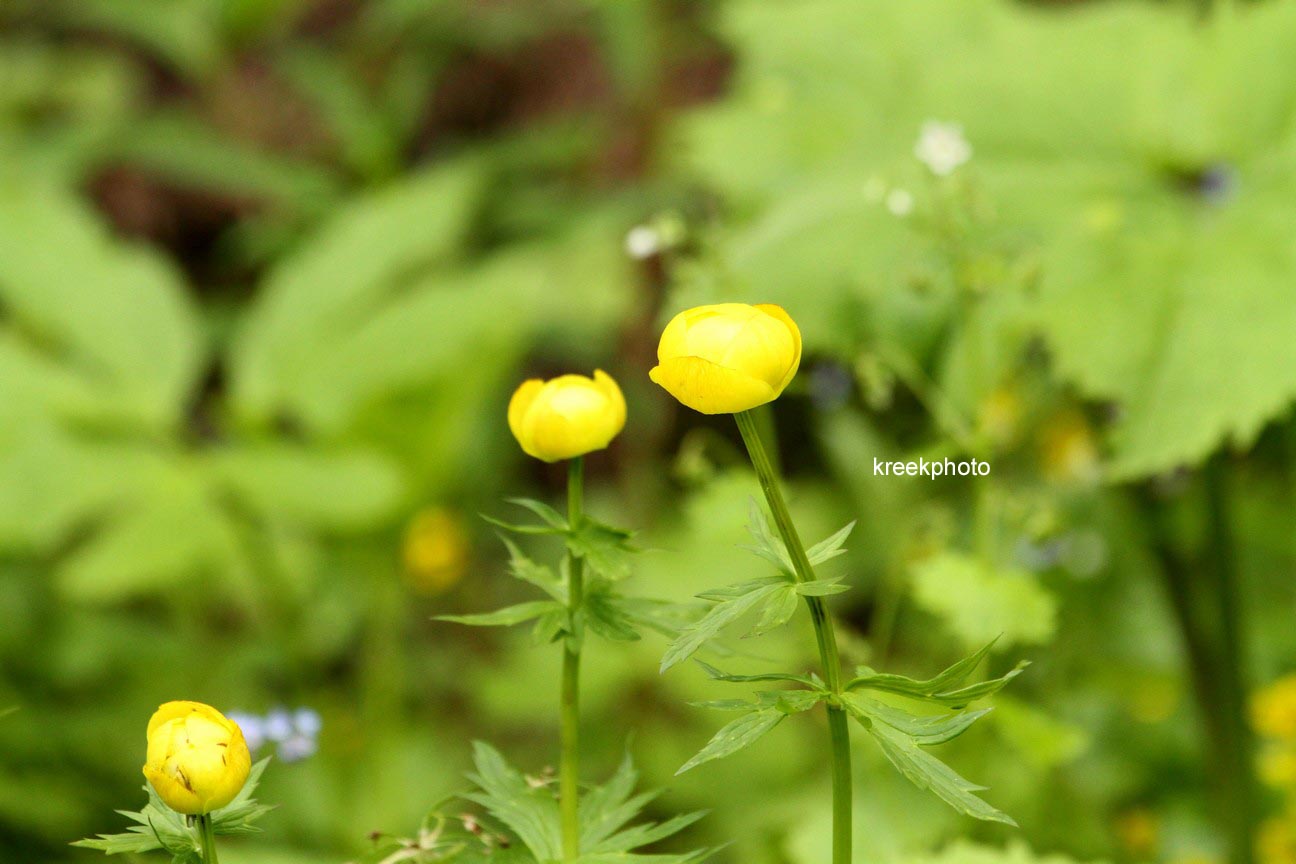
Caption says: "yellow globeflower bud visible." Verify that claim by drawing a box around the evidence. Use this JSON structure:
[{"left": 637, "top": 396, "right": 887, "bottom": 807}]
[
  {"left": 143, "top": 701, "right": 252, "bottom": 815},
  {"left": 508, "top": 370, "right": 626, "bottom": 462},
  {"left": 649, "top": 303, "right": 801, "bottom": 414}
]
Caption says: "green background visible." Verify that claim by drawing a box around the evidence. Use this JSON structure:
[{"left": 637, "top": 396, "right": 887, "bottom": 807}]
[{"left": 2, "top": 1, "right": 1295, "bottom": 863}]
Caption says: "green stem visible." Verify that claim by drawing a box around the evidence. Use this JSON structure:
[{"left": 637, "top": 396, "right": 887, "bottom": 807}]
[
  {"left": 560, "top": 456, "right": 585, "bottom": 863},
  {"left": 198, "top": 814, "right": 220, "bottom": 864},
  {"left": 1204, "top": 457, "right": 1255, "bottom": 864},
  {"left": 735, "top": 411, "right": 851, "bottom": 864}
]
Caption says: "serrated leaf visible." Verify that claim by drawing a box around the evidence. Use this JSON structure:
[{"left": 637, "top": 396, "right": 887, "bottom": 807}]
[
  {"left": 843, "top": 693, "right": 990, "bottom": 745},
  {"left": 500, "top": 537, "right": 566, "bottom": 602},
  {"left": 741, "top": 498, "right": 794, "bottom": 574},
  {"left": 506, "top": 498, "right": 569, "bottom": 531},
  {"left": 465, "top": 742, "right": 561, "bottom": 862},
  {"left": 749, "top": 584, "right": 799, "bottom": 636},
  {"left": 695, "top": 661, "right": 817, "bottom": 688},
  {"left": 865, "top": 722, "right": 1016, "bottom": 826},
  {"left": 676, "top": 709, "right": 784, "bottom": 774},
  {"left": 806, "top": 521, "right": 856, "bottom": 565},
  {"left": 849, "top": 639, "right": 996, "bottom": 695},
  {"left": 695, "top": 577, "right": 788, "bottom": 601},
  {"left": 584, "top": 586, "right": 643, "bottom": 642},
  {"left": 795, "top": 579, "right": 851, "bottom": 597},
  {"left": 602, "top": 595, "right": 701, "bottom": 639},
  {"left": 661, "top": 582, "right": 787, "bottom": 672},
  {"left": 926, "top": 663, "right": 1029, "bottom": 708},
  {"left": 846, "top": 644, "right": 1025, "bottom": 708},
  {"left": 567, "top": 516, "right": 636, "bottom": 581},
  {"left": 437, "top": 601, "right": 563, "bottom": 627}
]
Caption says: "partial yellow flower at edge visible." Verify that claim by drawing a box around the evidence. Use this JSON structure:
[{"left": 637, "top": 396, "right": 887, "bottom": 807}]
[
  {"left": 1254, "top": 675, "right": 1296, "bottom": 740},
  {"left": 649, "top": 303, "right": 801, "bottom": 414},
  {"left": 403, "top": 507, "right": 469, "bottom": 595},
  {"left": 143, "top": 701, "right": 252, "bottom": 815},
  {"left": 508, "top": 369, "right": 626, "bottom": 462}
]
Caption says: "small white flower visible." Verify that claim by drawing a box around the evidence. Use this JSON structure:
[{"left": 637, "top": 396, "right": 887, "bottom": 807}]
[
  {"left": 885, "top": 188, "right": 914, "bottom": 217},
  {"left": 624, "top": 225, "right": 662, "bottom": 260},
  {"left": 914, "top": 120, "right": 971, "bottom": 176}
]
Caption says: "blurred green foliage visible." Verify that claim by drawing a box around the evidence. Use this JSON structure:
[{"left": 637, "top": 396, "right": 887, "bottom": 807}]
[{"left": 1, "top": 1, "right": 1295, "bottom": 864}]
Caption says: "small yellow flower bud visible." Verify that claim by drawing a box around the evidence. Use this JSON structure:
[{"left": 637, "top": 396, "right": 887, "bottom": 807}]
[
  {"left": 649, "top": 303, "right": 801, "bottom": 414},
  {"left": 508, "top": 370, "right": 626, "bottom": 462},
  {"left": 143, "top": 701, "right": 252, "bottom": 815}
]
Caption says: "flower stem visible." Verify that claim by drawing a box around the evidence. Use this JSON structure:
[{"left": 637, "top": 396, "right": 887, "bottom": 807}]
[
  {"left": 560, "top": 456, "right": 585, "bottom": 863},
  {"left": 734, "top": 410, "right": 851, "bottom": 864},
  {"left": 198, "top": 814, "right": 220, "bottom": 864}
]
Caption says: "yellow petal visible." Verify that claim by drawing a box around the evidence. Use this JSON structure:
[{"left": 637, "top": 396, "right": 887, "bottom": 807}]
[
  {"left": 147, "top": 701, "right": 231, "bottom": 738},
  {"left": 649, "top": 356, "right": 776, "bottom": 414},
  {"left": 753, "top": 303, "right": 802, "bottom": 393},
  {"left": 507, "top": 380, "right": 545, "bottom": 449},
  {"left": 592, "top": 370, "right": 627, "bottom": 434}
]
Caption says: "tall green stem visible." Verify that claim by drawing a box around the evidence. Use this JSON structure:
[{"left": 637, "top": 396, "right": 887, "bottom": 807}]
[
  {"left": 560, "top": 456, "right": 585, "bottom": 863},
  {"left": 735, "top": 411, "right": 851, "bottom": 864},
  {"left": 197, "top": 814, "right": 220, "bottom": 864}
]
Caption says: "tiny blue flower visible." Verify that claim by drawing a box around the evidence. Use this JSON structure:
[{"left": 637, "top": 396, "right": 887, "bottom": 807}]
[
  {"left": 226, "top": 711, "right": 266, "bottom": 752},
  {"left": 293, "top": 707, "right": 322, "bottom": 738},
  {"left": 264, "top": 708, "right": 294, "bottom": 743}
]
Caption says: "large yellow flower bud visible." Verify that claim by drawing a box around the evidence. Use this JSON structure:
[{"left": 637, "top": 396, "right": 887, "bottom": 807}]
[
  {"left": 143, "top": 701, "right": 252, "bottom": 815},
  {"left": 508, "top": 370, "right": 627, "bottom": 462},
  {"left": 649, "top": 303, "right": 802, "bottom": 414}
]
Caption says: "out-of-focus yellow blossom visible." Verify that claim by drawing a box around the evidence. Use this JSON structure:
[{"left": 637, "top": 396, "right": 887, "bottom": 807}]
[
  {"left": 1115, "top": 808, "right": 1160, "bottom": 859},
  {"left": 977, "top": 386, "right": 1023, "bottom": 450},
  {"left": 508, "top": 370, "right": 626, "bottom": 462},
  {"left": 1260, "top": 748, "right": 1296, "bottom": 789},
  {"left": 1254, "top": 676, "right": 1296, "bottom": 741},
  {"left": 1039, "top": 411, "right": 1101, "bottom": 486},
  {"left": 1258, "top": 818, "right": 1296, "bottom": 864},
  {"left": 649, "top": 303, "right": 801, "bottom": 415},
  {"left": 403, "top": 507, "right": 469, "bottom": 595},
  {"left": 143, "top": 701, "right": 251, "bottom": 815}
]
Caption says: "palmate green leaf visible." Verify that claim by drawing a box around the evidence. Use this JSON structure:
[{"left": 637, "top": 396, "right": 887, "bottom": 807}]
[
  {"left": 1035, "top": 177, "right": 1296, "bottom": 478},
  {"left": 0, "top": 176, "right": 202, "bottom": 430},
  {"left": 461, "top": 746, "right": 708, "bottom": 864},
  {"left": 676, "top": 709, "right": 785, "bottom": 775},
  {"left": 661, "top": 580, "right": 789, "bottom": 672},
  {"left": 865, "top": 723, "right": 1016, "bottom": 826},
  {"left": 464, "top": 743, "right": 561, "bottom": 863},
  {"left": 437, "top": 601, "right": 564, "bottom": 628},
  {"left": 911, "top": 554, "right": 1056, "bottom": 651},
  {"left": 231, "top": 157, "right": 485, "bottom": 429}
]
